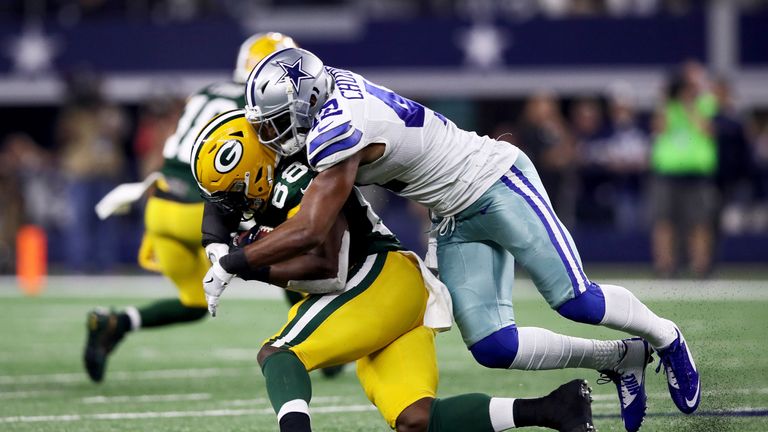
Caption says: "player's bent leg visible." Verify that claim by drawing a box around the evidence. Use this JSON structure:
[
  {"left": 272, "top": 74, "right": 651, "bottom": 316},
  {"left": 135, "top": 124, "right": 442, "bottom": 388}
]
[
  {"left": 357, "top": 325, "right": 438, "bottom": 429},
  {"left": 495, "top": 154, "right": 700, "bottom": 414},
  {"left": 268, "top": 252, "right": 428, "bottom": 371},
  {"left": 436, "top": 239, "right": 516, "bottom": 349},
  {"left": 132, "top": 234, "right": 209, "bottom": 328},
  {"left": 261, "top": 251, "right": 429, "bottom": 430},
  {"left": 259, "top": 347, "right": 312, "bottom": 432},
  {"left": 557, "top": 283, "right": 700, "bottom": 415},
  {"left": 397, "top": 382, "right": 595, "bottom": 432},
  {"left": 83, "top": 307, "right": 130, "bottom": 383},
  {"left": 469, "top": 325, "right": 519, "bottom": 369}
]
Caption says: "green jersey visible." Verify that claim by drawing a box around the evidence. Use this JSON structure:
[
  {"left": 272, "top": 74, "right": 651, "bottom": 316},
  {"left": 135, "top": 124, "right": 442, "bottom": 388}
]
[
  {"left": 161, "top": 82, "right": 245, "bottom": 202},
  {"left": 258, "top": 153, "right": 402, "bottom": 266}
]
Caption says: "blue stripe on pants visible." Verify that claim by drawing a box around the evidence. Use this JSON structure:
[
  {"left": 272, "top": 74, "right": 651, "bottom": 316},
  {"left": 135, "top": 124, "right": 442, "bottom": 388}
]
[
  {"left": 509, "top": 166, "right": 589, "bottom": 286},
  {"left": 500, "top": 169, "right": 587, "bottom": 296}
]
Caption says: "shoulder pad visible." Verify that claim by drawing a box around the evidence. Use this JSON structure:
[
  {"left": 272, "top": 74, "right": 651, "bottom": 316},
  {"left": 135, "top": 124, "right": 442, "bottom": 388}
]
[{"left": 306, "top": 97, "right": 363, "bottom": 171}]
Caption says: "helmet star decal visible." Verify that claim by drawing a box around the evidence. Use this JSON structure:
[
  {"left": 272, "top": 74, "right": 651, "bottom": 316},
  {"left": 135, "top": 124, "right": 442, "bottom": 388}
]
[{"left": 276, "top": 57, "right": 312, "bottom": 92}]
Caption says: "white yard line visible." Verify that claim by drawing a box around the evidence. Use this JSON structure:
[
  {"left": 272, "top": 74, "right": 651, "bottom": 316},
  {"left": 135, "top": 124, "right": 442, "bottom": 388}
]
[
  {"left": 0, "top": 404, "right": 377, "bottom": 423},
  {"left": 2, "top": 403, "right": 768, "bottom": 424},
  {"left": 0, "top": 367, "right": 257, "bottom": 385},
  {"left": 82, "top": 393, "right": 211, "bottom": 404},
  {"left": 0, "top": 390, "right": 62, "bottom": 399},
  {"left": 591, "top": 387, "right": 768, "bottom": 402},
  {"left": 1, "top": 276, "right": 767, "bottom": 301},
  {"left": 0, "top": 276, "right": 282, "bottom": 299}
]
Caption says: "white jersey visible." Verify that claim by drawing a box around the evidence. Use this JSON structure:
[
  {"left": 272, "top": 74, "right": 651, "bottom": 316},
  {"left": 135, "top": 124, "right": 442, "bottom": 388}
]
[{"left": 306, "top": 67, "right": 520, "bottom": 217}]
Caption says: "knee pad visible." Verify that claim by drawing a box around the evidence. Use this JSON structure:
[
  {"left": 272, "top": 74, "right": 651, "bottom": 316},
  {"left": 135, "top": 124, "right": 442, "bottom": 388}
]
[
  {"left": 556, "top": 282, "right": 606, "bottom": 324},
  {"left": 469, "top": 325, "right": 519, "bottom": 369}
]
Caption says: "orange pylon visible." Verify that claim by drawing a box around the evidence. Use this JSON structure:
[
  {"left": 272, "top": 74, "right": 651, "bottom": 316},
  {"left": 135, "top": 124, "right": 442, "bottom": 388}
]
[{"left": 16, "top": 225, "right": 47, "bottom": 295}]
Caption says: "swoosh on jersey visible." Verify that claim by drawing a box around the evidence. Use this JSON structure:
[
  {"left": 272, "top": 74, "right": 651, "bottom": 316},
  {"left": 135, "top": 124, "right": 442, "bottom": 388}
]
[
  {"left": 300, "top": 179, "right": 312, "bottom": 195},
  {"left": 316, "top": 121, "right": 336, "bottom": 134}
]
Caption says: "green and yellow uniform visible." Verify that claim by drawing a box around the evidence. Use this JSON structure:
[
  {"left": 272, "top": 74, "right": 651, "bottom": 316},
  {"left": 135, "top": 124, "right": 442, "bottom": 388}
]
[
  {"left": 258, "top": 154, "right": 440, "bottom": 427},
  {"left": 141, "top": 82, "right": 244, "bottom": 308}
]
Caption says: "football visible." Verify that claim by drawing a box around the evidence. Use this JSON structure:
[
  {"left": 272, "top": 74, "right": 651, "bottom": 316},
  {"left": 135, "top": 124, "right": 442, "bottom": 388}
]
[{"left": 234, "top": 224, "right": 274, "bottom": 248}]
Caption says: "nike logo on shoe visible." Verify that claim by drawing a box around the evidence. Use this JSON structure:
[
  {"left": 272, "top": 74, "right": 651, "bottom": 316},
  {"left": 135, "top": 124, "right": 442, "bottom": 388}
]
[
  {"left": 621, "top": 375, "right": 642, "bottom": 407},
  {"left": 685, "top": 382, "right": 701, "bottom": 408}
]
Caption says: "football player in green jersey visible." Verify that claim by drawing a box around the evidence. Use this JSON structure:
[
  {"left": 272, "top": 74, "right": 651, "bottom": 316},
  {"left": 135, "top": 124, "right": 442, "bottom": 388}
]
[{"left": 83, "top": 33, "right": 299, "bottom": 383}]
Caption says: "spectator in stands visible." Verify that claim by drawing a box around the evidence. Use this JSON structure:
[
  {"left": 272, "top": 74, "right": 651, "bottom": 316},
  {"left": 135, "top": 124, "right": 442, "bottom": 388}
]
[
  {"left": 603, "top": 83, "right": 651, "bottom": 230},
  {"left": 0, "top": 133, "right": 61, "bottom": 272},
  {"left": 713, "top": 78, "right": 755, "bottom": 200},
  {"left": 650, "top": 67, "right": 718, "bottom": 278},
  {"left": 570, "top": 96, "right": 611, "bottom": 225},
  {"left": 755, "top": 117, "right": 768, "bottom": 201},
  {"left": 57, "top": 69, "right": 127, "bottom": 273},
  {"left": 514, "top": 92, "right": 577, "bottom": 226}
]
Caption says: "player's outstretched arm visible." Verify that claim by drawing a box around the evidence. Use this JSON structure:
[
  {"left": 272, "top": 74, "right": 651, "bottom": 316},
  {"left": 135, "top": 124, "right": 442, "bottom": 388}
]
[{"left": 218, "top": 153, "right": 362, "bottom": 275}]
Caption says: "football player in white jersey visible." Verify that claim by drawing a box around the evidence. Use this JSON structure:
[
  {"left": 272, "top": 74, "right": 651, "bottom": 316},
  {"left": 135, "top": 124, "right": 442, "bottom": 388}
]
[{"left": 204, "top": 48, "right": 701, "bottom": 432}]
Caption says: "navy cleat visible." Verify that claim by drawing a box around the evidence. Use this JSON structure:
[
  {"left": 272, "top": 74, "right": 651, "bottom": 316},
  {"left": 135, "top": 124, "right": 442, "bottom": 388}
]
[
  {"left": 599, "top": 338, "right": 652, "bottom": 432},
  {"left": 656, "top": 327, "right": 701, "bottom": 414},
  {"left": 83, "top": 308, "right": 127, "bottom": 383}
]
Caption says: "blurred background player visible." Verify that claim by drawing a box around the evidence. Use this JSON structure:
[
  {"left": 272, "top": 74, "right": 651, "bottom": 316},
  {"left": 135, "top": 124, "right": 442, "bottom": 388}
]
[{"left": 82, "top": 32, "right": 297, "bottom": 383}]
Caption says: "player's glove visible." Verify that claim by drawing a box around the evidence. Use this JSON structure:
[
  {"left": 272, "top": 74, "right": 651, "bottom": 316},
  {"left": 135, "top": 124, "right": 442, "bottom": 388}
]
[
  {"left": 205, "top": 242, "right": 230, "bottom": 264},
  {"left": 203, "top": 261, "right": 233, "bottom": 317}
]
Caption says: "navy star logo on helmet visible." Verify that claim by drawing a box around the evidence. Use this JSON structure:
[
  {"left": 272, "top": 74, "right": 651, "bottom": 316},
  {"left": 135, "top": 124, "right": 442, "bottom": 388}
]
[{"left": 276, "top": 58, "right": 312, "bottom": 92}]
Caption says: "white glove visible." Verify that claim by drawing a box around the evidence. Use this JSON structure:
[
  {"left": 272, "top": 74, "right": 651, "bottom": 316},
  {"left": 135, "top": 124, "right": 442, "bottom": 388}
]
[
  {"left": 203, "top": 261, "right": 233, "bottom": 317},
  {"left": 205, "top": 243, "right": 230, "bottom": 264}
]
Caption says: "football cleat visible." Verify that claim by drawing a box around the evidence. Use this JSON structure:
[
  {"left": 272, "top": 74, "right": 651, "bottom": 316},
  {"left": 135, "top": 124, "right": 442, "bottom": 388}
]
[
  {"left": 656, "top": 327, "right": 701, "bottom": 414},
  {"left": 599, "top": 338, "right": 653, "bottom": 432},
  {"left": 547, "top": 379, "right": 595, "bottom": 432},
  {"left": 83, "top": 308, "right": 127, "bottom": 383}
]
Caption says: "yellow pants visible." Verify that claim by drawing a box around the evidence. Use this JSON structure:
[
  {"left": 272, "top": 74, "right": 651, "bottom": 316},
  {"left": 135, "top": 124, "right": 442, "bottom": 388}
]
[
  {"left": 266, "top": 251, "right": 439, "bottom": 428},
  {"left": 140, "top": 196, "right": 208, "bottom": 308}
]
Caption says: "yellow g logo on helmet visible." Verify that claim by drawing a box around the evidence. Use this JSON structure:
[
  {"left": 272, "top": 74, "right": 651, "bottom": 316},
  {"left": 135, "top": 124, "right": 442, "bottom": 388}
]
[
  {"left": 191, "top": 109, "right": 278, "bottom": 215},
  {"left": 233, "top": 32, "right": 298, "bottom": 84}
]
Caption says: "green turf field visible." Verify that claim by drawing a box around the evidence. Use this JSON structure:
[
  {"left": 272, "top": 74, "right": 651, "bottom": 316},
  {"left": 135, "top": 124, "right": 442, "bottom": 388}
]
[{"left": 1, "top": 278, "right": 767, "bottom": 431}]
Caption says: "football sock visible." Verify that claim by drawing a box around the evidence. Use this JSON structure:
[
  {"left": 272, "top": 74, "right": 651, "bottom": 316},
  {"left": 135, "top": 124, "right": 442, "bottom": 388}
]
[
  {"left": 428, "top": 393, "right": 494, "bottom": 431},
  {"left": 261, "top": 350, "right": 312, "bottom": 431},
  {"left": 599, "top": 284, "right": 678, "bottom": 349},
  {"left": 278, "top": 411, "right": 311, "bottom": 432},
  {"left": 512, "top": 396, "right": 561, "bottom": 429},
  {"left": 129, "top": 299, "right": 207, "bottom": 330},
  {"left": 114, "top": 311, "right": 133, "bottom": 334},
  {"left": 510, "top": 327, "right": 626, "bottom": 371},
  {"left": 489, "top": 397, "right": 516, "bottom": 430}
]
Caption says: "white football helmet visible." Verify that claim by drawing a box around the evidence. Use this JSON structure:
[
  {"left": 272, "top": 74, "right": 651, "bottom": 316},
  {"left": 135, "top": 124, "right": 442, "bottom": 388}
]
[
  {"left": 244, "top": 48, "right": 331, "bottom": 156},
  {"left": 233, "top": 32, "right": 298, "bottom": 84}
]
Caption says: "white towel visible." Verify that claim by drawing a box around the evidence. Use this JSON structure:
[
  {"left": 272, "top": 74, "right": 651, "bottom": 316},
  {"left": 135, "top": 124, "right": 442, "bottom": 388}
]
[
  {"left": 400, "top": 250, "right": 453, "bottom": 332},
  {"left": 95, "top": 172, "right": 164, "bottom": 220}
]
